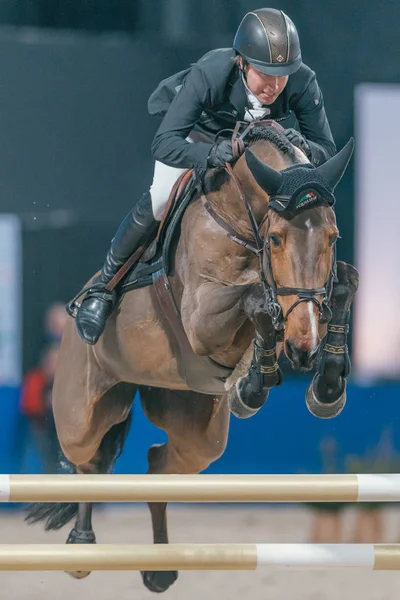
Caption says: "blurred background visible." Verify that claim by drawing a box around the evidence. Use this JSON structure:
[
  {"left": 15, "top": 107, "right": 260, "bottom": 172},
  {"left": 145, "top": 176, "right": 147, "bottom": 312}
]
[{"left": 0, "top": 2, "right": 400, "bottom": 597}]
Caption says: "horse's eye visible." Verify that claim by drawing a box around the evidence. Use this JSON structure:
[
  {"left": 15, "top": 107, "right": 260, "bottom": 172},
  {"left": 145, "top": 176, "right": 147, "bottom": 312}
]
[
  {"left": 269, "top": 233, "right": 281, "bottom": 247},
  {"left": 329, "top": 234, "right": 340, "bottom": 247}
]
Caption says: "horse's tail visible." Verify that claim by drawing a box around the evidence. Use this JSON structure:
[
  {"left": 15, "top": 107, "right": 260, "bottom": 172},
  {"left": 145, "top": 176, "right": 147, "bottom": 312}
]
[
  {"left": 25, "top": 412, "right": 133, "bottom": 531},
  {"left": 24, "top": 499, "right": 79, "bottom": 531}
]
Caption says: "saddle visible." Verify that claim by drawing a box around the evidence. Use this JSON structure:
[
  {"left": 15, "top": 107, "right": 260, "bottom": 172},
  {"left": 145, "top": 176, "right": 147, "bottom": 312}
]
[{"left": 117, "top": 168, "right": 195, "bottom": 294}]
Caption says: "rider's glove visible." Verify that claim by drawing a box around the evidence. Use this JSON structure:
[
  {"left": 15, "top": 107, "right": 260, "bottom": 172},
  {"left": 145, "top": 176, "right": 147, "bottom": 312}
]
[
  {"left": 207, "top": 139, "right": 235, "bottom": 168},
  {"left": 283, "top": 128, "right": 311, "bottom": 158}
]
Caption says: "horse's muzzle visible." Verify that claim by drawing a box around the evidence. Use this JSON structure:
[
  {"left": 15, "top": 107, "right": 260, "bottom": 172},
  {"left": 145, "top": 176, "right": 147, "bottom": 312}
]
[{"left": 285, "top": 339, "right": 319, "bottom": 371}]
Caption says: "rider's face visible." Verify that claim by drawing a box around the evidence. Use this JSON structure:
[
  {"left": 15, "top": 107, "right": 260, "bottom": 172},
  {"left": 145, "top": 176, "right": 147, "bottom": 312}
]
[{"left": 244, "top": 64, "right": 288, "bottom": 105}]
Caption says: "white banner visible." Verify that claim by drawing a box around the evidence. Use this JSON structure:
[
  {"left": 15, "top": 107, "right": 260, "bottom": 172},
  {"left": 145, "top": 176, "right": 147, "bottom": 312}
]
[
  {"left": 0, "top": 214, "right": 21, "bottom": 385},
  {"left": 354, "top": 84, "right": 400, "bottom": 380}
]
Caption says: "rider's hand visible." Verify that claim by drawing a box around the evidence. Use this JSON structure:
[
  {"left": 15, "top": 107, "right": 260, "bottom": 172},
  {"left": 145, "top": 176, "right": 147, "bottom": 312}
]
[
  {"left": 283, "top": 128, "right": 311, "bottom": 158},
  {"left": 207, "top": 139, "right": 234, "bottom": 168}
]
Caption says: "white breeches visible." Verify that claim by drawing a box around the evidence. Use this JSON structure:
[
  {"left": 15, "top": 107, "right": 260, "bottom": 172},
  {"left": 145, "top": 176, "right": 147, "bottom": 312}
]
[
  {"left": 149, "top": 160, "right": 188, "bottom": 221},
  {"left": 149, "top": 136, "right": 195, "bottom": 221}
]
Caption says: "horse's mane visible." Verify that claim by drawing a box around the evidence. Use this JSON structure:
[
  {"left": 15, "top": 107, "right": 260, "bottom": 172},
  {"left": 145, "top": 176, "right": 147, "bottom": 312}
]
[
  {"left": 204, "top": 122, "right": 298, "bottom": 193},
  {"left": 245, "top": 122, "right": 297, "bottom": 162}
]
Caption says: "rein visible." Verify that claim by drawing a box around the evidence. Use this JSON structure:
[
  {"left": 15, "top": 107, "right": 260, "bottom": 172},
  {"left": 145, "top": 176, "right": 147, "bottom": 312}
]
[{"left": 199, "top": 128, "right": 336, "bottom": 330}]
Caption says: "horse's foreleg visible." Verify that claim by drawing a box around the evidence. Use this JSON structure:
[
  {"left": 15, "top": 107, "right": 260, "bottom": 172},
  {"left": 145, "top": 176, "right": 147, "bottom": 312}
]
[
  {"left": 228, "top": 284, "right": 283, "bottom": 418},
  {"left": 306, "top": 261, "right": 359, "bottom": 418}
]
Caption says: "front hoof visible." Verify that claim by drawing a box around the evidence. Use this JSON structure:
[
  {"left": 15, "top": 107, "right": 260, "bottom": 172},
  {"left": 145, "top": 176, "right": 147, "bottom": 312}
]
[
  {"left": 65, "top": 527, "right": 96, "bottom": 579},
  {"left": 305, "top": 376, "right": 346, "bottom": 419},
  {"left": 141, "top": 570, "right": 178, "bottom": 593},
  {"left": 228, "top": 379, "right": 263, "bottom": 419}
]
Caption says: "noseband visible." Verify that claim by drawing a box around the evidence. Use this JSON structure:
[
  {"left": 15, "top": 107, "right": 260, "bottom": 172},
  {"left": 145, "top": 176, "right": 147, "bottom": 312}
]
[{"left": 199, "top": 143, "right": 337, "bottom": 331}]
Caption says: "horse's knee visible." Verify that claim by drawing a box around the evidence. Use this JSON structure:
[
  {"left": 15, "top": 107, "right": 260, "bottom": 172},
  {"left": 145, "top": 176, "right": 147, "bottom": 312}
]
[
  {"left": 336, "top": 260, "right": 359, "bottom": 284},
  {"left": 334, "top": 261, "right": 359, "bottom": 299}
]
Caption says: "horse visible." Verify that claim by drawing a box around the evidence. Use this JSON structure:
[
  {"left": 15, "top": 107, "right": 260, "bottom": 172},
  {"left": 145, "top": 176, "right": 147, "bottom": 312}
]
[{"left": 25, "top": 122, "right": 359, "bottom": 592}]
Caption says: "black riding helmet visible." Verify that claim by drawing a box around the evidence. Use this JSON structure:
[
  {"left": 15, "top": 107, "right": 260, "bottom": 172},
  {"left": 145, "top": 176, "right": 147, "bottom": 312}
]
[{"left": 233, "top": 8, "right": 302, "bottom": 76}]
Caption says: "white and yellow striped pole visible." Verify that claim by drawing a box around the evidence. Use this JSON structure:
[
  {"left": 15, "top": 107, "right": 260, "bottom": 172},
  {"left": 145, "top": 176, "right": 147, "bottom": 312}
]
[
  {"left": 0, "top": 544, "right": 398, "bottom": 571},
  {"left": 1, "top": 474, "right": 400, "bottom": 503}
]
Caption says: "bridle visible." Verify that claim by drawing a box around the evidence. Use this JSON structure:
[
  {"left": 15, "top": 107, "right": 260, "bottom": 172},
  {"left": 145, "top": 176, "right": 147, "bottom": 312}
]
[
  {"left": 261, "top": 213, "right": 336, "bottom": 330},
  {"left": 199, "top": 121, "right": 337, "bottom": 331}
]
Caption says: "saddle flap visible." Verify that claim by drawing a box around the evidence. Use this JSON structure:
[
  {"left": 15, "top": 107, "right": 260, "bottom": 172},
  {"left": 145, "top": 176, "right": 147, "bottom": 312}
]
[
  {"left": 120, "top": 169, "right": 197, "bottom": 294},
  {"left": 156, "top": 168, "right": 194, "bottom": 244}
]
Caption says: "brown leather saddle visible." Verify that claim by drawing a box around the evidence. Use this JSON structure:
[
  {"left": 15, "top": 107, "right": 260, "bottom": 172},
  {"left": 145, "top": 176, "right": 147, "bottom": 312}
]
[
  {"left": 117, "top": 168, "right": 196, "bottom": 294},
  {"left": 104, "top": 168, "right": 194, "bottom": 294}
]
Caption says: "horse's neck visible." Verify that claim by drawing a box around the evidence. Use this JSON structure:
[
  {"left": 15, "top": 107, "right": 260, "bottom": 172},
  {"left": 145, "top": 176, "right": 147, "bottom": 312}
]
[
  {"left": 205, "top": 140, "right": 297, "bottom": 237},
  {"left": 205, "top": 162, "right": 267, "bottom": 241}
]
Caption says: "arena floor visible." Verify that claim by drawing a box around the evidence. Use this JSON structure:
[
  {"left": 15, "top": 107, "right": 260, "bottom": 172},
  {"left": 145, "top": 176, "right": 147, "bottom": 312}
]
[{"left": 1, "top": 505, "right": 400, "bottom": 600}]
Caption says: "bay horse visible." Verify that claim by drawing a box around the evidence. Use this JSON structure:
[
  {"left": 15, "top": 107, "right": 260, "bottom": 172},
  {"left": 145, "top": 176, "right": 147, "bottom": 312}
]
[{"left": 26, "top": 123, "right": 358, "bottom": 592}]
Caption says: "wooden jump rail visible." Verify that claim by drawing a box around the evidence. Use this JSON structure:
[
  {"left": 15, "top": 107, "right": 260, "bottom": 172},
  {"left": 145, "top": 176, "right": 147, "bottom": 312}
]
[
  {"left": 1, "top": 473, "right": 400, "bottom": 503},
  {"left": 3, "top": 473, "right": 400, "bottom": 571},
  {"left": 0, "top": 544, "right": 399, "bottom": 571}
]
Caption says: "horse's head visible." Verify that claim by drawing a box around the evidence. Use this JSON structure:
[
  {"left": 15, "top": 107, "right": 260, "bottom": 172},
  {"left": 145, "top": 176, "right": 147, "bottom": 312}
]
[{"left": 244, "top": 135, "right": 354, "bottom": 371}]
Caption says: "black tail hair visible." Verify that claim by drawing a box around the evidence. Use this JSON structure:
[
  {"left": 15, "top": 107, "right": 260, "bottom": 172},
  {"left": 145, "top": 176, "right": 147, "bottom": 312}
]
[{"left": 25, "top": 414, "right": 132, "bottom": 530}]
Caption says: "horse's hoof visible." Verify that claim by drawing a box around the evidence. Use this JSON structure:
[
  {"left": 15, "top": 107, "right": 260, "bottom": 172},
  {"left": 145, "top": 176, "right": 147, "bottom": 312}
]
[
  {"left": 66, "top": 569, "right": 92, "bottom": 580},
  {"left": 228, "top": 379, "right": 263, "bottom": 419},
  {"left": 141, "top": 570, "right": 178, "bottom": 593},
  {"left": 65, "top": 527, "right": 96, "bottom": 580},
  {"left": 305, "top": 375, "right": 346, "bottom": 419}
]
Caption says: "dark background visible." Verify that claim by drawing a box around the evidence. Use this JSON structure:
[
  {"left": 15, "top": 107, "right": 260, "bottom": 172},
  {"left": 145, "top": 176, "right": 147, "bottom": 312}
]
[{"left": 0, "top": 1, "right": 397, "bottom": 369}]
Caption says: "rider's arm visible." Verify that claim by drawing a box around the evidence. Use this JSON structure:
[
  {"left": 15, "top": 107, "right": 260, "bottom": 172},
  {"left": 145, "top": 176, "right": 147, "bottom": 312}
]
[
  {"left": 151, "top": 64, "right": 214, "bottom": 172},
  {"left": 291, "top": 71, "right": 336, "bottom": 166}
]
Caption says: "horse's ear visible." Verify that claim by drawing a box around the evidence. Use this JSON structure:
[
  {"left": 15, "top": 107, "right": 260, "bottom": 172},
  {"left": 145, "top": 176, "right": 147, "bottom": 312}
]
[
  {"left": 245, "top": 149, "right": 283, "bottom": 196},
  {"left": 316, "top": 138, "right": 354, "bottom": 190}
]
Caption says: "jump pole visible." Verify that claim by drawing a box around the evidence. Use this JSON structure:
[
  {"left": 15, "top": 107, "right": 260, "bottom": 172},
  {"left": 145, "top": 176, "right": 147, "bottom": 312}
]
[
  {"left": 0, "top": 544, "right": 399, "bottom": 571},
  {"left": 1, "top": 474, "right": 400, "bottom": 503}
]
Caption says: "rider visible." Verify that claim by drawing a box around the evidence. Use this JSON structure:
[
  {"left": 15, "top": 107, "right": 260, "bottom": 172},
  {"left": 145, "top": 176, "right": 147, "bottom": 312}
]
[{"left": 74, "top": 7, "right": 337, "bottom": 345}]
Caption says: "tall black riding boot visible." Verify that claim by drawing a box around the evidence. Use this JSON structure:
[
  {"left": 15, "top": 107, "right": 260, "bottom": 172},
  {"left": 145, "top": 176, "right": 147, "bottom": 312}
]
[{"left": 75, "top": 191, "right": 157, "bottom": 345}]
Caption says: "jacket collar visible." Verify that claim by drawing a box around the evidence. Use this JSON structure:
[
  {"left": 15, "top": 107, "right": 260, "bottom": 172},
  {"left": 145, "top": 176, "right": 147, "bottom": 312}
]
[
  {"left": 228, "top": 70, "right": 248, "bottom": 118},
  {"left": 228, "top": 69, "right": 275, "bottom": 120}
]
